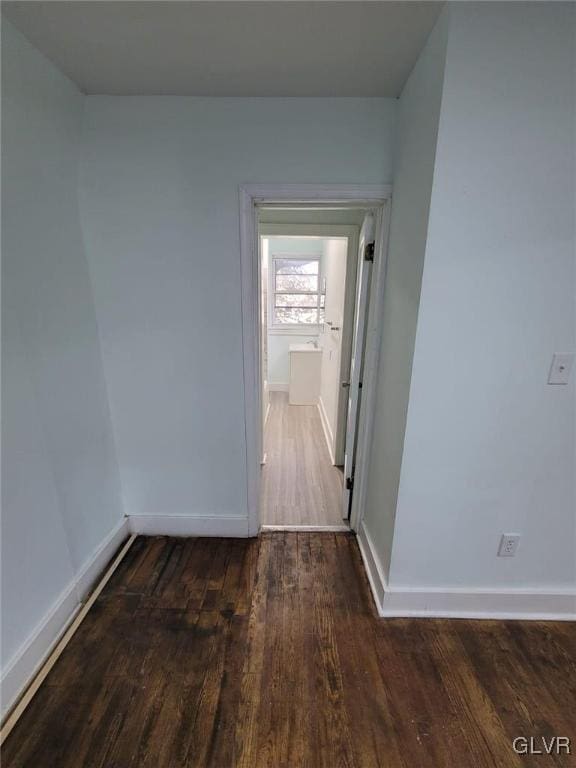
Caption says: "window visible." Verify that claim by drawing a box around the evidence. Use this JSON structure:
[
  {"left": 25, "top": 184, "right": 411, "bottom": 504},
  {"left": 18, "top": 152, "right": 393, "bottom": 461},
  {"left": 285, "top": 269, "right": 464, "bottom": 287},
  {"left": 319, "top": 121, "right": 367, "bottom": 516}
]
[{"left": 271, "top": 256, "right": 322, "bottom": 327}]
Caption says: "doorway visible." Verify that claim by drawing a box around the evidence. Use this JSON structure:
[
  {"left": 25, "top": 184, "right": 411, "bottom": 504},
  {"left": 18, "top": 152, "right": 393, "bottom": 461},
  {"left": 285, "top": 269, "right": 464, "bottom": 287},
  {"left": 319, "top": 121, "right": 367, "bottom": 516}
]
[
  {"left": 239, "top": 185, "right": 391, "bottom": 535},
  {"left": 260, "top": 225, "right": 357, "bottom": 527}
]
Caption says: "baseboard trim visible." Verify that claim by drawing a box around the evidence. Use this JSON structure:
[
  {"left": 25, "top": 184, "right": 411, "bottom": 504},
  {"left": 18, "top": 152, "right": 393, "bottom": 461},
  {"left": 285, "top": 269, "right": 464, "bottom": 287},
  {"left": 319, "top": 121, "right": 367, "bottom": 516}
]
[
  {"left": 128, "top": 514, "right": 249, "bottom": 538},
  {"left": 75, "top": 517, "right": 130, "bottom": 600},
  {"left": 380, "top": 586, "right": 576, "bottom": 621},
  {"left": 0, "top": 517, "right": 130, "bottom": 718},
  {"left": 261, "top": 524, "right": 350, "bottom": 532},
  {"left": 267, "top": 381, "right": 289, "bottom": 392},
  {"left": 356, "top": 521, "right": 386, "bottom": 615},
  {"left": 356, "top": 519, "right": 576, "bottom": 621},
  {"left": 317, "top": 397, "right": 336, "bottom": 465},
  {"left": 0, "top": 587, "right": 79, "bottom": 719}
]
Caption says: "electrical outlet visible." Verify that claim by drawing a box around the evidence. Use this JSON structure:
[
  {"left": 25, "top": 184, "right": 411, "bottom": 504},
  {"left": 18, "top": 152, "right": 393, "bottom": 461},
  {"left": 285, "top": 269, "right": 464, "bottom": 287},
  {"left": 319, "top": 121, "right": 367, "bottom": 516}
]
[{"left": 498, "top": 534, "right": 520, "bottom": 557}]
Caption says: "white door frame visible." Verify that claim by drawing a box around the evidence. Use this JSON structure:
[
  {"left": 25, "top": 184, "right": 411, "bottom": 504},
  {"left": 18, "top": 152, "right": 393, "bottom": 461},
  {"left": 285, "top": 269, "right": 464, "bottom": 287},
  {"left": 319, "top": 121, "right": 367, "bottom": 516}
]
[
  {"left": 239, "top": 184, "right": 392, "bottom": 536},
  {"left": 342, "top": 212, "right": 375, "bottom": 520}
]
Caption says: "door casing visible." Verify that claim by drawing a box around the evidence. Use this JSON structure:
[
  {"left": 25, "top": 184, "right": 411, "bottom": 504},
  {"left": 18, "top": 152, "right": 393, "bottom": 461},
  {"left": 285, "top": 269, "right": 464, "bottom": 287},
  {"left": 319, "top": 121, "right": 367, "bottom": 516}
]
[{"left": 239, "top": 184, "right": 392, "bottom": 536}]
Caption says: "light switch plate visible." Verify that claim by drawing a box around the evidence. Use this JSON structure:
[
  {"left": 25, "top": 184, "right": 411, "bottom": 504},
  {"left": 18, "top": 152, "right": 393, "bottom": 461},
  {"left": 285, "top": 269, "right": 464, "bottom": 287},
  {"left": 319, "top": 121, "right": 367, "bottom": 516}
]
[{"left": 548, "top": 354, "right": 574, "bottom": 385}]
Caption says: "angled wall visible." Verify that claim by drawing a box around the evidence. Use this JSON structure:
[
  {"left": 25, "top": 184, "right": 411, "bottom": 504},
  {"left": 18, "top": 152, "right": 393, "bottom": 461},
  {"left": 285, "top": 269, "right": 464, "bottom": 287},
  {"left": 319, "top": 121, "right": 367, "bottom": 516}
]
[
  {"left": 362, "top": 9, "right": 449, "bottom": 579},
  {"left": 378, "top": 2, "right": 575, "bottom": 616}
]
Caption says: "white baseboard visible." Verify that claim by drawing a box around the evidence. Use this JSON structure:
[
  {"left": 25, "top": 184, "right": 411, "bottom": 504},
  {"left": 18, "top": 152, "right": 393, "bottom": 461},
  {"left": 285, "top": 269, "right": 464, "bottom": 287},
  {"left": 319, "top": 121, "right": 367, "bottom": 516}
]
[
  {"left": 356, "top": 521, "right": 387, "bottom": 614},
  {"left": 75, "top": 517, "right": 131, "bottom": 600},
  {"left": 355, "top": 520, "right": 575, "bottom": 621},
  {"left": 128, "top": 514, "right": 249, "bottom": 537},
  {"left": 267, "top": 381, "right": 289, "bottom": 392},
  {"left": 1, "top": 517, "right": 130, "bottom": 718},
  {"left": 317, "top": 397, "right": 336, "bottom": 465},
  {"left": 261, "top": 524, "right": 350, "bottom": 532},
  {"left": 380, "top": 586, "right": 576, "bottom": 621},
  {"left": 1, "top": 585, "right": 79, "bottom": 719}
]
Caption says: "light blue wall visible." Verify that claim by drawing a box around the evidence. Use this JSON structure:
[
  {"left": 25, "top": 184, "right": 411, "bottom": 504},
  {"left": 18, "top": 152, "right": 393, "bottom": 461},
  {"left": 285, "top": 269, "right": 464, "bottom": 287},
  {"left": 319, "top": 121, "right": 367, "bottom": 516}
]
[
  {"left": 362, "top": 10, "right": 449, "bottom": 579},
  {"left": 268, "top": 237, "right": 324, "bottom": 257},
  {"left": 387, "top": 2, "right": 576, "bottom": 591},
  {"left": 79, "top": 97, "right": 397, "bottom": 521},
  {"left": 1, "top": 20, "right": 123, "bottom": 682}
]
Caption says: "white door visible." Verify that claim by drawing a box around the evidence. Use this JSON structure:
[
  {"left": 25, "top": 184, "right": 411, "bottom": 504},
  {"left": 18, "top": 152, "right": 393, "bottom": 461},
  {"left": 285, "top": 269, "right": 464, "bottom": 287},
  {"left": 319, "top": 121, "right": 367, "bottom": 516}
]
[{"left": 342, "top": 213, "right": 375, "bottom": 519}]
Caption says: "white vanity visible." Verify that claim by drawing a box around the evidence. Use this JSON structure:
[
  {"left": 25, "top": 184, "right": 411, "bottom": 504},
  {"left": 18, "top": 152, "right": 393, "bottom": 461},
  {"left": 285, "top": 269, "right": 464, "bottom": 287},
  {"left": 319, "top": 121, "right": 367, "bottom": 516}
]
[{"left": 288, "top": 344, "right": 322, "bottom": 405}]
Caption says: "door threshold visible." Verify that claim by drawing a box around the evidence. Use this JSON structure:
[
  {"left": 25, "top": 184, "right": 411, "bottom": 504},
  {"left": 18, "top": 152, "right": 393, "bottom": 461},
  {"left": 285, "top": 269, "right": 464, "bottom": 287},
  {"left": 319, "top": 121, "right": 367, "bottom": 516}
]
[{"left": 260, "top": 524, "right": 350, "bottom": 532}]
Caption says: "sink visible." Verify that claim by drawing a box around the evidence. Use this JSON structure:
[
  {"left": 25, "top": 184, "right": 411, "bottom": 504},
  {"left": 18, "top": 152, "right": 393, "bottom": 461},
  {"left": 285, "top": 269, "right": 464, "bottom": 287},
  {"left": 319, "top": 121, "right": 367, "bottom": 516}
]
[
  {"left": 289, "top": 343, "right": 321, "bottom": 353},
  {"left": 289, "top": 344, "right": 321, "bottom": 404}
]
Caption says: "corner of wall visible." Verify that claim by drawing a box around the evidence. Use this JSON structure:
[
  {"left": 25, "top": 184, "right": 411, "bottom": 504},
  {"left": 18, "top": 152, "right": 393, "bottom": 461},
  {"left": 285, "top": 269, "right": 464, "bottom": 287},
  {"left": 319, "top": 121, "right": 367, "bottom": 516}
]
[
  {"left": 361, "top": 6, "right": 450, "bottom": 584},
  {"left": 0, "top": 517, "right": 130, "bottom": 718}
]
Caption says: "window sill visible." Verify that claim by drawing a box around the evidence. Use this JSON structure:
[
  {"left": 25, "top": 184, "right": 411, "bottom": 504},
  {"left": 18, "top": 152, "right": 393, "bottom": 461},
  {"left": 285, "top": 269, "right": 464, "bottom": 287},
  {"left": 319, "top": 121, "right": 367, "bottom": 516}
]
[{"left": 268, "top": 326, "right": 320, "bottom": 337}]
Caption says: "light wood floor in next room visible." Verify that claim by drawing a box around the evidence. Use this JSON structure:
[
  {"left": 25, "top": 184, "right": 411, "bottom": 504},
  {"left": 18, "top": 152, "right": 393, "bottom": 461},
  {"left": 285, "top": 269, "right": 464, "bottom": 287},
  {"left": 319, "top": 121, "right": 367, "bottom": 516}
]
[
  {"left": 261, "top": 391, "right": 345, "bottom": 526},
  {"left": 3, "top": 534, "right": 575, "bottom": 768}
]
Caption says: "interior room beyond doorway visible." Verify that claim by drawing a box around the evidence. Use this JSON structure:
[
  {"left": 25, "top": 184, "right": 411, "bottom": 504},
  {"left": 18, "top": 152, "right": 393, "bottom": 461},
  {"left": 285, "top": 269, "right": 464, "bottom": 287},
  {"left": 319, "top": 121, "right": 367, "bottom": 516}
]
[{"left": 259, "top": 215, "right": 364, "bottom": 529}]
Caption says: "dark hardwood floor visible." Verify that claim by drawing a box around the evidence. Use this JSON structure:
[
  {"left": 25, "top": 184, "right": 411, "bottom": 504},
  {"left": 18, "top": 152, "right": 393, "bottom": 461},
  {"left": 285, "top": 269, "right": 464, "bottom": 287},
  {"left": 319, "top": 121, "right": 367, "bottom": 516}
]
[{"left": 3, "top": 533, "right": 575, "bottom": 767}]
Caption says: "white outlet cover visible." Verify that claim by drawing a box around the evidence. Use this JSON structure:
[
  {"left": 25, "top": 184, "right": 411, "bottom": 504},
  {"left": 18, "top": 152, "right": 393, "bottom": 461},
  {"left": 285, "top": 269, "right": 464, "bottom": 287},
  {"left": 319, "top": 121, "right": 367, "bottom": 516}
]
[
  {"left": 498, "top": 533, "right": 520, "bottom": 557},
  {"left": 548, "top": 353, "right": 574, "bottom": 385}
]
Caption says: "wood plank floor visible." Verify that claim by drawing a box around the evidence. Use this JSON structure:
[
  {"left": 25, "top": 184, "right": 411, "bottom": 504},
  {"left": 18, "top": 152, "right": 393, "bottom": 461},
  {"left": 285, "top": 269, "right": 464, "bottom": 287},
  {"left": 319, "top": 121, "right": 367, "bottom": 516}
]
[
  {"left": 261, "top": 392, "right": 345, "bottom": 526},
  {"left": 3, "top": 534, "right": 575, "bottom": 767}
]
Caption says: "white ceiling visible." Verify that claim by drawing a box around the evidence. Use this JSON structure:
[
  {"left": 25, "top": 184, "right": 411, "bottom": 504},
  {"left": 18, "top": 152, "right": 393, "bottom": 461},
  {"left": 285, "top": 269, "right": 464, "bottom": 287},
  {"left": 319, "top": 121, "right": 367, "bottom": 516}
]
[{"left": 3, "top": 1, "right": 443, "bottom": 96}]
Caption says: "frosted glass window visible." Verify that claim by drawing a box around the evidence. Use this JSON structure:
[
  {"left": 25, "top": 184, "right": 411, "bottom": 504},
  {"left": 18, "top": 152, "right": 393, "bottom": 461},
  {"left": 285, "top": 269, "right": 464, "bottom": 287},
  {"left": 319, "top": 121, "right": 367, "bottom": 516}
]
[{"left": 272, "top": 256, "right": 321, "bottom": 326}]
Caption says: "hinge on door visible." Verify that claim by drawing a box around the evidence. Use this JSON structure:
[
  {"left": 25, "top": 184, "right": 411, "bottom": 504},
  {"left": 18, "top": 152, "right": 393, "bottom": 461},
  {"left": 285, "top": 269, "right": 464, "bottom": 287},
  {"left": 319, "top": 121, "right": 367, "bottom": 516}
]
[
  {"left": 345, "top": 476, "right": 354, "bottom": 491},
  {"left": 364, "top": 241, "right": 375, "bottom": 262}
]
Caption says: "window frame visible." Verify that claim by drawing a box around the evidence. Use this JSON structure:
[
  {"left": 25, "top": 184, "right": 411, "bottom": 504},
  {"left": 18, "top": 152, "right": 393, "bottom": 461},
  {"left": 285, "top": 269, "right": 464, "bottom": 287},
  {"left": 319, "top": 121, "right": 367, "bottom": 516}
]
[{"left": 268, "top": 253, "right": 323, "bottom": 332}]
